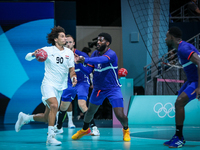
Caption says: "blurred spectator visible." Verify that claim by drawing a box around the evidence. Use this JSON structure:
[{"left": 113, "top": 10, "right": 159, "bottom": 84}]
[
  {"left": 82, "top": 47, "right": 92, "bottom": 57},
  {"left": 187, "top": 0, "right": 200, "bottom": 22}
]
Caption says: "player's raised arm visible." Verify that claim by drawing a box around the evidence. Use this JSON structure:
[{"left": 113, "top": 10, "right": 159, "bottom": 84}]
[
  {"left": 25, "top": 49, "right": 41, "bottom": 61},
  {"left": 84, "top": 55, "right": 110, "bottom": 64},
  {"left": 25, "top": 52, "right": 35, "bottom": 61}
]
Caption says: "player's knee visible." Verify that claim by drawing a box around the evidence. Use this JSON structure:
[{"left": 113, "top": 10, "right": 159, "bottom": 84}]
[
  {"left": 175, "top": 98, "right": 185, "bottom": 109},
  {"left": 60, "top": 104, "right": 67, "bottom": 111},
  {"left": 50, "top": 103, "right": 58, "bottom": 110},
  {"left": 60, "top": 102, "right": 70, "bottom": 111},
  {"left": 78, "top": 102, "right": 87, "bottom": 110}
]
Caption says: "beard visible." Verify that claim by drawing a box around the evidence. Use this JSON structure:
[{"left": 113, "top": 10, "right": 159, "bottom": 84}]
[
  {"left": 97, "top": 44, "right": 106, "bottom": 52},
  {"left": 166, "top": 40, "right": 173, "bottom": 49}
]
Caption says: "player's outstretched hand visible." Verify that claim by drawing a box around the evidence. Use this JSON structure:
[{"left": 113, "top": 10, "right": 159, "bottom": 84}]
[
  {"left": 32, "top": 49, "right": 41, "bottom": 57},
  {"left": 71, "top": 76, "right": 77, "bottom": 87},
  {"left": 74, "top": 53, "right": 85, "bottom": 64}
]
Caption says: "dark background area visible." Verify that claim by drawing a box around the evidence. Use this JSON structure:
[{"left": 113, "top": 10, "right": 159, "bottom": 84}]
[{"left": 1, "top": 0, "right": 197, "bottom": 27}]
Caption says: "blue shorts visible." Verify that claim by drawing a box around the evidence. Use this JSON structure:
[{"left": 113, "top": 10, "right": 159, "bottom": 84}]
[
  {"left": 90, "top": 87, "right": 124, "bottom": 108},
  {"left": 178, "top": 81, "right": 198, "bottom": 101},
  {"left": 61, "top": 82, "right": 90, "bottom": 102}
]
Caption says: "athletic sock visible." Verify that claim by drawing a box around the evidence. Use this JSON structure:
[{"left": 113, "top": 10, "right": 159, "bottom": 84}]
[
  {"left": 48, "top": 126, "right": 54, "bottom": 136},
  {"left": 83, "top": 122, "right": 90, "bottom": 130},
  {"left": 67, "top": 111, "right": 73, "bottom": 124},
  {"left": 28, "top": 115, "right": 34, "bottom": 122},
  {"left": 90, "top": 119, "right": 96, "bottom": 128},
  {"left": 123, "top": 126, "right": 128, "bottom": 130},
  {"left": 57, "top": 110, "right": 67, "bottom": 129},
  {"left": 175, "top": 125, "right": 183, "bottom": 139}
]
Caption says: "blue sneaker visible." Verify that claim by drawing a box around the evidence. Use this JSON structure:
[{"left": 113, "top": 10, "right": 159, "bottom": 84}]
[
  {"left": 164, "top": 135, "right": 185, "bottom": 147},
  {"left": 169, "top": 135, "right": 185, "bottom": 148}
]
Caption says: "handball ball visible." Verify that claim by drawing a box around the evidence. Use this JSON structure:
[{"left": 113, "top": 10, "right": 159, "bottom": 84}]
[
  {"left": 118, "top": 68, "right": 128, "bottom": 77},
  {"left": 35, "top": 49, "right": 48, "bottom": 62}
]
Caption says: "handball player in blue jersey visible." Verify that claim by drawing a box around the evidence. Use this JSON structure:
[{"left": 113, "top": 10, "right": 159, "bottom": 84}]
[
  {"left": 54, "top": 35, "right": 100, "bottom": 136},
  {"left": 164, "top": 26, "right": 200, "bottom": 148},
  {"left": 71, "top": 33, "right": 131, "bottom": 142}
]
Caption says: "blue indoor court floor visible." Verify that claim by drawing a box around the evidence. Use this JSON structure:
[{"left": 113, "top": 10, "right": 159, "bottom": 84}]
[{"left": 0, "top": 124, "right": 200, "bottom": 150}]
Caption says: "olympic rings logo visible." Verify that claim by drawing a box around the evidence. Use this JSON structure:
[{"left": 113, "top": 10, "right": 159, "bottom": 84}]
[{"left": 153, "top": 102, "right": 175, "bottom": 118}]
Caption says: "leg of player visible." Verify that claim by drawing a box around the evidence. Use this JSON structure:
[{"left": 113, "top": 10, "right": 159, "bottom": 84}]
[
  {"left": 113, "top": 107, "right": 131, "bottom": 142},
  {"left": 78, "top": 99, "right": 100, "bottom": 136},
  {"left": 164, "top": 92, "right": 189, "bottom": 148},
  {"left": 72, "top": 103, "right": 100, "bottom": 140},
  {"left": 55, "top": 101, "right": 71, "bottom": 134},
  {"left": 67, "top": 103, "right": 76, "bottom": 128},
  {"left": 45, "top": 97, "right": 61, "bottom": 145},
  {"left": 15, "top": 97, "right": 61, "bottom": 146}
]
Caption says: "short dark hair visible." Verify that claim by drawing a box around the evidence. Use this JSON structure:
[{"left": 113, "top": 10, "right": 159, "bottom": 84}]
[
  {"left": 66, "top": 34, "right": 75, "bottom": 41},
  {"left": 82, "top": 47, "right": 91, "bottom": 55},
  {"left": 98, "top": 32, "right": 112, "bottom": 44},
  {"left": 47, "top": 26, "right": 65, "bottom": 45},
  {"left": 168, "top": 26, "right": 182, "bottom": 38}
]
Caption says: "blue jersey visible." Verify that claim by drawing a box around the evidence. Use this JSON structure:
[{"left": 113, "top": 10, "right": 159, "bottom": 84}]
[
  {"left": 178, "top": 41, "right": 200, "bottom": 82},
  {"left": 84, "top": 48, "right": 121, "bottom": 90},
  {"left": 68, "top": 49, "right": 90, "bottom": 84}
]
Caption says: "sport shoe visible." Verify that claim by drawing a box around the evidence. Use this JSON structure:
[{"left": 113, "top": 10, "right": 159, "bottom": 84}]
[
  {"left": 123, "top": 128, "right": 131, "bottom": 142},
  {"left": 54, "top": 125, "right": 64, "bottom": 134},
  {"left": 68, "top": 121, "right": 76, "bottom": 129},
  {"left": 168, "top": 135, "right": 185, "bottom": 148},
  {"left": 163, "top": 135, "right": 185, "bottom": 147},
  {"left": 15, "top": 112, "right": 30, "bottom": 132},
  {"left": 46, "top": 134, "right": 62, "bottom": 146},
  {"left": 90, "top": 126, "right": 100, "bottom": 136},
  {"left": 71, "top": 128, "right": 91, "bottom": 140}
]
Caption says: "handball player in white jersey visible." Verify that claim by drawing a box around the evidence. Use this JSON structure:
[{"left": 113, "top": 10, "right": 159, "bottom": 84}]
[{"left": 15, "top": 26, "right": 77, "bottom": 146}]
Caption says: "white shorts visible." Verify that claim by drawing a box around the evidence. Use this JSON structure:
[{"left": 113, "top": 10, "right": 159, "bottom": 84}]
[{"left": 41, "top": 84, "right": 63, "bottom": 108}]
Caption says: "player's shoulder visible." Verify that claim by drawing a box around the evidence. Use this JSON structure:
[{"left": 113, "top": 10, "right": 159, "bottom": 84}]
[
  {"left": 91, "top": 50, "right": 99, "bottom": 57},
  {"left": 64, "top": 47, "right": 73, "bottom": 55},
  {"left": 41, "top": 46, "right": 53, "bottom": 50},
  {"left": 105, "top": 48, "right": 116, "bottom": 56},
  {"left": 40, "top": 46, "right": 55, "bottom": 54},
  {"left": 179, "top": 41, "right": 190, "bottom": 50},
  {"left": 107, "top": 48, "right": 115, "bottom": 54}
]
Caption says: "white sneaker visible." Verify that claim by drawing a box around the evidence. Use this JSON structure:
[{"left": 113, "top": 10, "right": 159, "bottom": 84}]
[
  {"left": 15, "top": 112, "right": 30, "bottom": 132},
  {"left": 46, "top": 134, "right": 61, "bottom": 146},
  {"left": 90, "top": 126, "right": 100, "bottom": 136},
  {"left": 68, "top": 122, "right": 76, "bottom": 129},
  {"left": 54, "top": 125, "right": 64, "bottom": 134}
]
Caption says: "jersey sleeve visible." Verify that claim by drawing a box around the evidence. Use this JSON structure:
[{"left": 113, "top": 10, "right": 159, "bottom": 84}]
[
  {"left": 179, "top": 44, "right": 195, "bottom": 60},
  {"left": 25, "top": 52, "right": 35, "bottom": 61},
  {"left": 40, "top": 46, "right": 52, "bottom": 59},
  {"left": 84, "top": 50, "right": 116, "bottom": 64},
  {"left": 68, "top": 51, "right": 75, "bottom": 68},
  {"left": 76, "top": 50, "right": 89, "bottom": 58}
]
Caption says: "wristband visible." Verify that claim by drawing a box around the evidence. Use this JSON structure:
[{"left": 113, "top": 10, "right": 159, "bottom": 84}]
[{"left": 71, "top": 76, "right": 77, "bottom": 82}]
